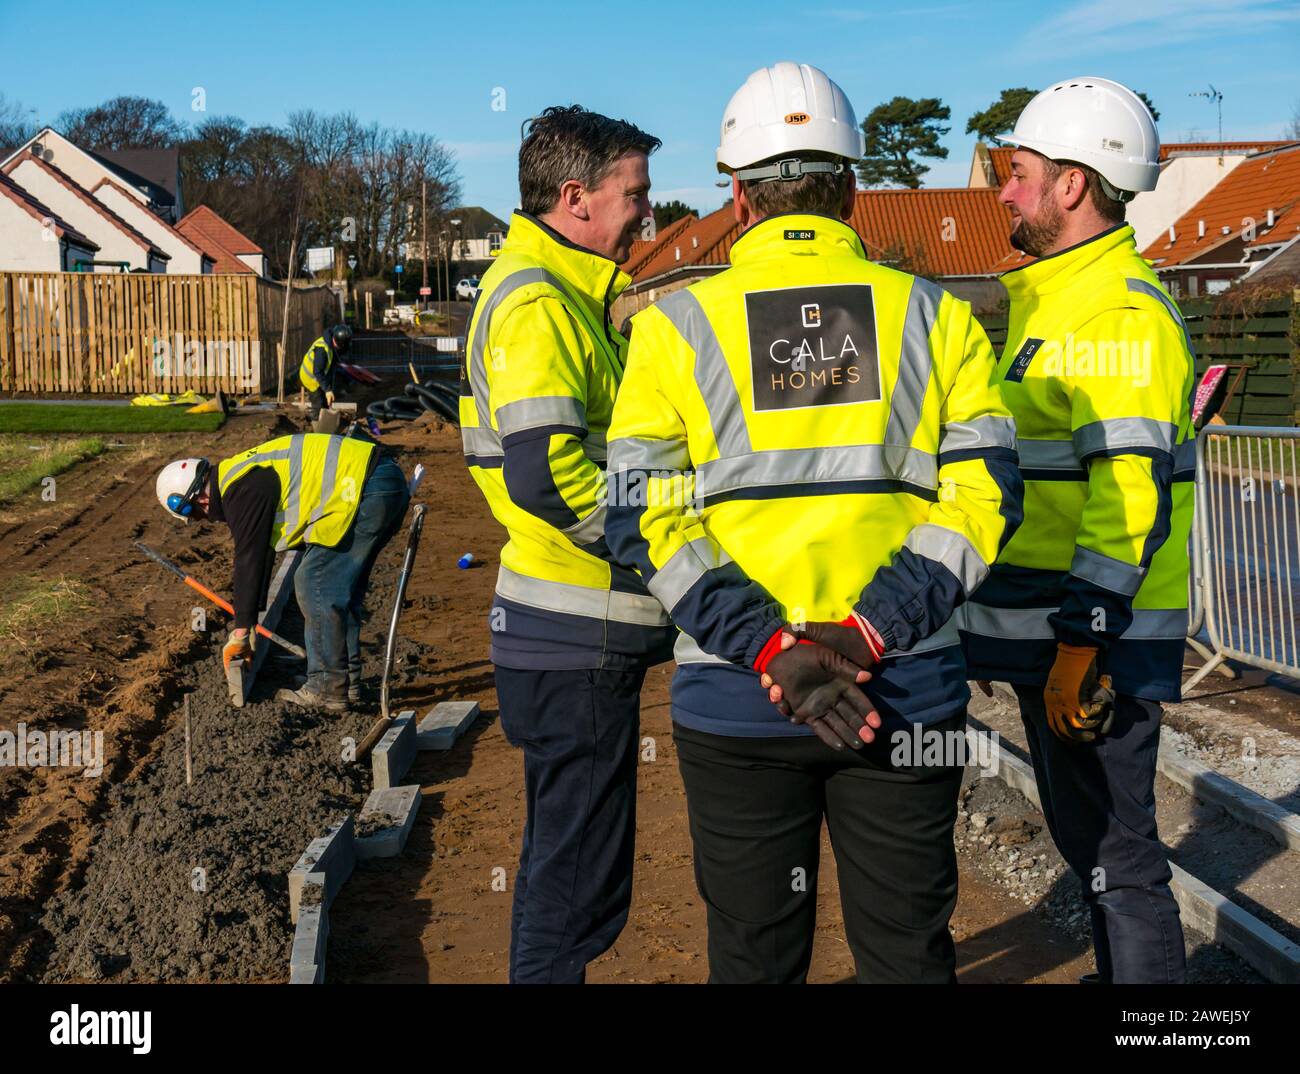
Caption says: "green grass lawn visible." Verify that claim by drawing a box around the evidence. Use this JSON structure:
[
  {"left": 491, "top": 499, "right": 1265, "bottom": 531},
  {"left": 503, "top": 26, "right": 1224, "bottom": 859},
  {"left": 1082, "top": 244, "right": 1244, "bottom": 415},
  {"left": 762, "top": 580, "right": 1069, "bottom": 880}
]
[
  {"left": 0, "top": 436, "right": 108, "bottom": 505},
  {"left": 0, "top": 403, "right": 226, "bottom": 435}
]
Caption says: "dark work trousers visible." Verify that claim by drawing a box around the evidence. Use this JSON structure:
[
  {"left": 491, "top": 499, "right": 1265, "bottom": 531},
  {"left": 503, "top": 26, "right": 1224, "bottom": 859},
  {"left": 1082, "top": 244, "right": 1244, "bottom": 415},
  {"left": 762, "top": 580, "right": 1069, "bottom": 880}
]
[
  {"left": 307, "top": 386, "right": 328, "bottom": 421},
  {"left": 495, "top": 665, "right": 646, "bottom": 984},
  {"left": 1013, "top": 684, "right": 1186, "bottom": 983},
  {"left": 673, "top": 713, "right": 967, "bottom": 984}
]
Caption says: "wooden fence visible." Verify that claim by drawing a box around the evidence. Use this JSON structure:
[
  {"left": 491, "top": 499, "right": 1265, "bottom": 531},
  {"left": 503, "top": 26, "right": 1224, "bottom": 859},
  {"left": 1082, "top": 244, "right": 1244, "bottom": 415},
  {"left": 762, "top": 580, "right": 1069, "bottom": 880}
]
[
  {"left": 980, "top": 288, "right": 1300, "bottom": 427},
  {"left": 0, "top": 272, "right": 337, "bottom": 396}
]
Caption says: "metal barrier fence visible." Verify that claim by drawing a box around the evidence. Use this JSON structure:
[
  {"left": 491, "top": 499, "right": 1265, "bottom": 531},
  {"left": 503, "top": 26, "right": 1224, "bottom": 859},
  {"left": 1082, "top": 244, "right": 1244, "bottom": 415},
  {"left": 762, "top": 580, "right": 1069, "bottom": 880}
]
[
  {"left": 1186, "top": 425, "right": 1300, "bottom": 692},
  {"left": 348, "top": 335, "right": 462, "bottom": 379}
]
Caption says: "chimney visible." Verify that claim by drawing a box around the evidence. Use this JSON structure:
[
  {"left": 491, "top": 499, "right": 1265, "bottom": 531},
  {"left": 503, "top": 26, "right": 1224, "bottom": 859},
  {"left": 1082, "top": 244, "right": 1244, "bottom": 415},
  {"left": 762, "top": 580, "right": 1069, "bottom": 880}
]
[{"left": 1197, "top": 219, "right": 1205, "bottom": 238}]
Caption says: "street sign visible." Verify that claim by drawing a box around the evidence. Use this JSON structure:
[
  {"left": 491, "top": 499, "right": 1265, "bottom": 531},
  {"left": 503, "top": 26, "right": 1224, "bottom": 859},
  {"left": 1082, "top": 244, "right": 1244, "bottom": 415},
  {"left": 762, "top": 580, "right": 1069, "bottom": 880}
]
[
  {"left": 419, "top": 287, "right": 432, "bottom": 296},
  {"left": 347, "top": 256, "right": 357, "bottom": 270},
  {"left": 385, "top": 289, "right": 396, "bottom": 296},
  {"left": 395, "top": 264, "right": 404, "bottom": 273}
]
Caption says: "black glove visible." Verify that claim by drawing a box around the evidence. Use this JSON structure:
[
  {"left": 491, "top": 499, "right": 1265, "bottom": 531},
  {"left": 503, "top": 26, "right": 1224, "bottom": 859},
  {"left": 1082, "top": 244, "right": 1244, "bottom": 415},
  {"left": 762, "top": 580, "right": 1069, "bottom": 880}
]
[{"left": 765, "top": 640, "right": 880, "bottom": 750}]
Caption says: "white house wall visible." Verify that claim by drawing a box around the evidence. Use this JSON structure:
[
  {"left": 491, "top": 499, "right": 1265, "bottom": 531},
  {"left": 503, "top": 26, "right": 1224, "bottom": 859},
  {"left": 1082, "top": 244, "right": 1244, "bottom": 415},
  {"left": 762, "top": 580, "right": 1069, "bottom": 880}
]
[
  {"left": 10, "top": 130, "right": 151, "bottom": 213},
  {"left": 0, "top": 198, "right": 65, "bottom": 270},
  {"left": 7, "top": 158, "right": 153, "bottom": 271},
  {"left": 237, "top": 252, "right": 267, "bottom": 276},
  {"left": 1128, "top": 154, "right": 1249, "bottom": 251},
  {"left": 94, "top": 184, "right": 207, "bottom": 272}
]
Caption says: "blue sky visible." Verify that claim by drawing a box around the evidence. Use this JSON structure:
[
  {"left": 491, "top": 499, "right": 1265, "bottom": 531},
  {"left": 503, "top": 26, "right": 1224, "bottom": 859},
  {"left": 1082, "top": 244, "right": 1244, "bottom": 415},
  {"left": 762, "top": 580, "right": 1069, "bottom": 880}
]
[{"left": 3, "top": 0, "right": 1298, "bottom": 223}]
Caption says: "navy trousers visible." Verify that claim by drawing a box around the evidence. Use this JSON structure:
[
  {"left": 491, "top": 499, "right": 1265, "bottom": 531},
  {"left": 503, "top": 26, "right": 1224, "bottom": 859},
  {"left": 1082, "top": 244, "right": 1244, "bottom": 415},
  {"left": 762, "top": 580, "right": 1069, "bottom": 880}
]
[
  {"left": 495, "top": 665, "right": 645, "bottom": 984},
  {"left": 1014, "top": 684, "right": 1186, "bottom": 983}
]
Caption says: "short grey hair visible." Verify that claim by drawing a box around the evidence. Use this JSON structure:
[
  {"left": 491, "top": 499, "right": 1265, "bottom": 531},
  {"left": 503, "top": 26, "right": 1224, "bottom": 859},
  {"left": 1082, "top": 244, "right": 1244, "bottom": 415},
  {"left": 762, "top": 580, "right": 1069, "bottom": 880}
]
[{"left": 518, "top": 105, "right": 660, "bottom": 216}]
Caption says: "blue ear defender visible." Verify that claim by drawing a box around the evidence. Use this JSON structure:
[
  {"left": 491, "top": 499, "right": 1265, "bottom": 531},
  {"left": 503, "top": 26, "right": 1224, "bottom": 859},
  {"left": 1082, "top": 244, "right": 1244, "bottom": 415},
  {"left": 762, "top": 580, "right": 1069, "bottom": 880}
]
[{"left": 167, "top": 493, "right": 193, "bottom": 516}]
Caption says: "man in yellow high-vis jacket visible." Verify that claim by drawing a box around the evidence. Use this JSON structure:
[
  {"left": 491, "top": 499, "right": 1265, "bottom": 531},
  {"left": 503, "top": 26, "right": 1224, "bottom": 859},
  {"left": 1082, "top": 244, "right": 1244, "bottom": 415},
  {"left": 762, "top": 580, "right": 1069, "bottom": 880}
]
[
  {"left": 299, "top": 325, "right": 353, "bottom": 419},
  {"left": 606, "top": 64, "right": 1023, "bottom": 983},
  {"left": 960, "top": 77, "right": 1195, "bottom": 983},
  {"left": 459, "top": 105, "right": 673, "bottom": 983},
  {"left": 155, "top": 432, "right": 409, "bottom": 711}
]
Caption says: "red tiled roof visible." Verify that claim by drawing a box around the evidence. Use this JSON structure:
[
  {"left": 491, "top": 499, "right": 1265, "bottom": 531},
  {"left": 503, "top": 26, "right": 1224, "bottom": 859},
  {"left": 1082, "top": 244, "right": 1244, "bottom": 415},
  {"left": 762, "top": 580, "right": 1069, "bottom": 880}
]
[
  {"left": 1159, "top": 140, "right": 1297, "bottom": 161},
  {"left": 90, "top": 176, "right": 215, "bottom": 262},
  {"left": 2, "top": 150, "right": 169, "bottom": 261},
  {"left": 630, "top": 187, "right": 1023, "bottom": 285},
  {"left": 1141, "top": 143, "right": 1300, "bottom": 267},
  {"left": 177, "top": 205, "right": 264, "bottom": 275},
  {"left": 987, "top": 146, "right": 1015, "bottom": 186},
  {"left": 621, "top": 213, "right": 696, "bottom": 277},
  {"left": 0, "top": 170, "right": 99, "bottom": 250}
]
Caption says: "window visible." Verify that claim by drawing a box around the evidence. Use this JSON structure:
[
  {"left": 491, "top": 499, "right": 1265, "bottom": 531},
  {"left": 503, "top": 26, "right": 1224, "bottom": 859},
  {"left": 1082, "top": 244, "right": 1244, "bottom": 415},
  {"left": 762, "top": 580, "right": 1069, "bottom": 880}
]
[
  {"left": 1205, "top": 279, "right": 1232, "bottom": 296},
  {"left": 488, "top": 231, "right": 504, "bottom": 256}
]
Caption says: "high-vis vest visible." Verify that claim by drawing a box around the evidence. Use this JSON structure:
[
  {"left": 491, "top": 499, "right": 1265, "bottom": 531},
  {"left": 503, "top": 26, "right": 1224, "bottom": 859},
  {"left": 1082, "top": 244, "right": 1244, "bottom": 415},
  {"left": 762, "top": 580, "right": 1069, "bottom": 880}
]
[
  {"left": 217, "top": 433, "right": 376, "bottom": 551},
  {"left": 460, "top": 211, "right": 675, "bottom": 671},
  {"left": 960, "top": 224, "right": 1196, "bottom": 700},
  {"left": 299, "top": 336, "right": 334, "bottom": 392},
  {"left": 605, "top": 213, "right": 1023, "bottom": 737}
]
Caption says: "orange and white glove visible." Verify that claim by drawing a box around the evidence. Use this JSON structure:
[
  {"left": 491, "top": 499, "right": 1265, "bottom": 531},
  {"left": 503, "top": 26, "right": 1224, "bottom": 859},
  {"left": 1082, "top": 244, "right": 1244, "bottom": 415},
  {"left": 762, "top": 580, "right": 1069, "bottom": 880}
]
[{"left": 223, "top": 628, "right": 255, "bottom": 671}]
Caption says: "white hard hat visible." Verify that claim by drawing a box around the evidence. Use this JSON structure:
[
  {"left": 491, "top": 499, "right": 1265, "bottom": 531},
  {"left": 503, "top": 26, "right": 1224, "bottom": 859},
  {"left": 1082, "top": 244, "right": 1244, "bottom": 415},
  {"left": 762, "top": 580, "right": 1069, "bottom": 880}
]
[
  {"left": 717, "top": 62, "right": 865, "bottom": 181},
  {"left": 995, "top": 76, "right": 1160, "bottom": 198},
  {"left": 156, "top": 457, "right": 210, "bottom": 521}
]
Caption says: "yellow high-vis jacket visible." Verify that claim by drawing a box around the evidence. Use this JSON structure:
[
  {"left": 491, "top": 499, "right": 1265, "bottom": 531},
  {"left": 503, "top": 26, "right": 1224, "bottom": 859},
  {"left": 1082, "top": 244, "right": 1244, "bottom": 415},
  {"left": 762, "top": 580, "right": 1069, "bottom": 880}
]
[
  {"left": 605, "top": 213, "right": 1023, "bottom": 737},
  {"left": 299, "top": 336, "right": 335, "bottom": 393},
  {"left": 960, "top": 224, "right": 1196, "bottom": 700},
  {"left": 460, "top": 211, "right": 675, "bottom": 671}
]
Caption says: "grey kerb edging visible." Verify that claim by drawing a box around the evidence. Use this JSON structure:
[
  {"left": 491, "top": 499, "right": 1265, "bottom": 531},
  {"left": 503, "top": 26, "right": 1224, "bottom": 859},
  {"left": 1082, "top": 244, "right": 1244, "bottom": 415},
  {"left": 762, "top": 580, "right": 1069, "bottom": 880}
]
[{"left": 286, "top": 701, "right": 482, "bottom": 983}]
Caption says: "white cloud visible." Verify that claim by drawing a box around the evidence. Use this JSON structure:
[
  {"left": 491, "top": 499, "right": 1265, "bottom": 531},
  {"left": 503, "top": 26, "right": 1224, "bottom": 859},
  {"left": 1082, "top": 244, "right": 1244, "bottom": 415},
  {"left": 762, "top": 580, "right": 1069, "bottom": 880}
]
[
  {"left": 1028, "top": 0, "right": 1300, "bottom": 53},
  {"left": 446, "top": 140, "right": 518, "bottom": 162}
]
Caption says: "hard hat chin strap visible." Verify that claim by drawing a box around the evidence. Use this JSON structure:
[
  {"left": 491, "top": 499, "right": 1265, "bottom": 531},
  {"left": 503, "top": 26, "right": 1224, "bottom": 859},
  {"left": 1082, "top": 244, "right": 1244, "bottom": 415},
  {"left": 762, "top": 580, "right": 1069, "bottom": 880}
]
[
  {"left": 733, "top": 158, "right": 850, "bottom": 183},
  {"left": 1094, "top": 171, "right": 1137, "bottom": 203}
]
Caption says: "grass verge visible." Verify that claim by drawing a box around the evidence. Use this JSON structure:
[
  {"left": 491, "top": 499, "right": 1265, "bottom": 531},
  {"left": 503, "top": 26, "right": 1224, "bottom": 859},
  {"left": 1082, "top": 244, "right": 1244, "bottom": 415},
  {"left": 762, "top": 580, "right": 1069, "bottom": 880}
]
[
  {"left": 0, "top": 436, "right": 107, "bottom": 505},
  {"left": 0, "top": 575, "right": 97, "bottom": 664},
  {"left": 0, "top": 404, "right": 226, "bottom": 434}
]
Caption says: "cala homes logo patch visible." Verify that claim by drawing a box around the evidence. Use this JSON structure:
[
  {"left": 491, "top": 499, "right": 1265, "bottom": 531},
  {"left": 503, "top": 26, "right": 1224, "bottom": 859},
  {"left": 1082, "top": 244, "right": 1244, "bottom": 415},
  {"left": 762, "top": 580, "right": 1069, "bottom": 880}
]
[{"left": 745, "top": 284, "right": 882, "bottom": 411}]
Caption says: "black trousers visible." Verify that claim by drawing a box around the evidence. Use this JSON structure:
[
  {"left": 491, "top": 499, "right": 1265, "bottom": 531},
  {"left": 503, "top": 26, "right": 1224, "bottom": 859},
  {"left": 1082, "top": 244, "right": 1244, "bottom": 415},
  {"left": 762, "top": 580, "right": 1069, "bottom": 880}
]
[
  {"left": 1014, "top": 684, "right": 1186, "bottom": 983},
  {"left": 673, "top": 714, "right": 967, "bottom": 984},
  {"left": 307, "top": 386, "right": 328, "bottom": 420},
  {"left": 495, "top": 665, "right": 646, "bottom": 984}
]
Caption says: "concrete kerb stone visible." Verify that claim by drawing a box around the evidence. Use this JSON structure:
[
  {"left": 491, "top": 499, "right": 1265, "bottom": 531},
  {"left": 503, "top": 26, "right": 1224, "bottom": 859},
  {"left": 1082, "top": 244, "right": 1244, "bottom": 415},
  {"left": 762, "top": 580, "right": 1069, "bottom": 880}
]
[
  {"left": 967, "top": 713, "right": 1300, "bottom": 984},
  {"left": 289, "top": 875, "right": 329, "bottom": 984},
  {"left": 372, "top": 710, "right": 417, "bottom": 790},
  {"left": 354, "top": 784, "right": 422, "bottom": 859},
  {"left": 288, "top": 813, "right": 355, "bottom": 924},
  {"left": 417, "top": 700, "right": 481, "bottom": 751}
]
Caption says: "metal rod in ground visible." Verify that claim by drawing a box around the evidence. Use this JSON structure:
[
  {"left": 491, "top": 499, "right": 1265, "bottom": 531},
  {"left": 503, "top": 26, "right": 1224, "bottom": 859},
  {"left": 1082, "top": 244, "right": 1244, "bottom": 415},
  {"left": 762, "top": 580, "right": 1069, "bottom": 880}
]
[
  {"left": 183, "top": 694, "right": 193, "bottom": 786},
  {"left": 380, "top": 504, "right": 427, "bottom": 720}
]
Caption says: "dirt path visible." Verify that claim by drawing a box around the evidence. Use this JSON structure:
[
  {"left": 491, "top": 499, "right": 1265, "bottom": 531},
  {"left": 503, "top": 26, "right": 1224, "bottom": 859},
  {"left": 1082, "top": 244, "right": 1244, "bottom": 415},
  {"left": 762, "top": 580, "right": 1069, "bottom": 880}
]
[{"left": 327, "top": 421, "right": 1096, "bottom": 984}]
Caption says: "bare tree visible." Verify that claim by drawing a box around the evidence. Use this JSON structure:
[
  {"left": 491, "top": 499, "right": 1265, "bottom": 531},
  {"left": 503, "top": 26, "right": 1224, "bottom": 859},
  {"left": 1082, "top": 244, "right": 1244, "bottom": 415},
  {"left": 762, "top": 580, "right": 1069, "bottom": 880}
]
[
  {"left": 58, "top": 95, "right": 187, "bottom": 149},
  {"left": 0, "top": 92, "right": 39, "bottom": 148}
]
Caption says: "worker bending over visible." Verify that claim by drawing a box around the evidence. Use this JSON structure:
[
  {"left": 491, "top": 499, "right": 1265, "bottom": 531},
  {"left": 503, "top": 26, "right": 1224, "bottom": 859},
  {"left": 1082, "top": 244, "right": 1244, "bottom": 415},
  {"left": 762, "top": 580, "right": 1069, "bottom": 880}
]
[{"left": 300, "top": 324, "right": 353, "bottom": 419}]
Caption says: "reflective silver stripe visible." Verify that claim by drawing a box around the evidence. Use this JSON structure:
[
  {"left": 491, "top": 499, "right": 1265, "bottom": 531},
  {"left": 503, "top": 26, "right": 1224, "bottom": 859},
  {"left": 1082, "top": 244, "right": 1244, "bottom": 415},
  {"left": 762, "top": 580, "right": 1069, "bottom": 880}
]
[
  {"left": 1017, "top": 438, "right": 1082, "bottom": 471},
  {"left": 657, "top": 289, "right": 752, "bottom": 457},
  {"left": 607, "top": 436, "right": 692, "bottom": 473},
  {"left": 904, "top": 523, "right": 988, "bottom": 595},
  {"left": 277, "top": 436, "right": 305, "bottom": 550},
  {"left": 1071, "top": 545, "right": 1145, "bottom": 597},
  {"left": 1121, "top": 608, "right": 1187, "bottom": 639},
  {"left": 495, "top": 395, "right": 587, "bottom": 439},
  {"left": 562, "top": 505, "right": 608, "bottom": 546},
  {"left": 961, "top": 600, "right": 1187, "bottom": 640},
  {"left": 939, "top": 415, "right": 1017, "bottom": 455},
  {"left": 462, "top": 425, "right": 503, "bottom": 458},
  {"left": 694, "top": 444, "right": 937, "bottom": 501},
  {"left": 1126, "top": 277, "right": 1195, "bottom": 355},
  {"left": 468, "top": 267, "right": 568, "bottom": 430},
  {"left": 647, "top": 537, "right": 733, "bottom": 615},
  {"left": 674, "top": 630, "right": 728, "bottom": 666},
  {"left": 961, "top": 601, "right": 1055, "bottom": 639},
  {"left": 1074, "top": 417, "right": 1177, "bottom": 458},
  {"left": 303, "top": 433, "right": 343, "bottom": 544},
  {"left": 220, "top": 449, "right": 290, "bottom": 493},
  {"left": 904, "top": 615, "right": 961, "bottom": 655},
  {"left": 885, "top": 277, "right": 942, "bottom": 448},
  {"left": 495, "top": 565, "right": 671, "bottom": 627},
  {"left": 673, "top": 615, "right": 961, "bottom": 663}
]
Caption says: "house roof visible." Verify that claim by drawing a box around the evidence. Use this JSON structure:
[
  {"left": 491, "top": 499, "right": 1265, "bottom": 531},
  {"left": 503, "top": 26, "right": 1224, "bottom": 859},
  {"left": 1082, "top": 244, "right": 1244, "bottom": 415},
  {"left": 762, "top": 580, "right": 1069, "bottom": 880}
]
[
  {"left": 176, "top": 205, "right": 262, "bottom": 273},
  {"left": 629, "top": 187, "right": 1023, "bottom": 287},
  {"left": 91, "top": 176, "right": 215, "bottom": 262},
  {"left": 1159, "top": 140, "right": 1298, "bottom": 160},
  {"left": 2, "top": 150, "right": 169, "bottom": 261},
  {"left": 1141, "top": 143, "right": 1300, "bottom": 268},
  {"left": 621, "top": 213, "right": 697, "bottom": 277},
  {"left": 0, "top": 170, "right": 99, "bottom": 250},
  {"left": 88, "top": 147, "right": 179, "bottom": 208},
  {"left": 447, "top": 205, "right": 510, "bottom": 240},
  {"left": 986, "top": 146, "right": 1015, "bottom": 186}
]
